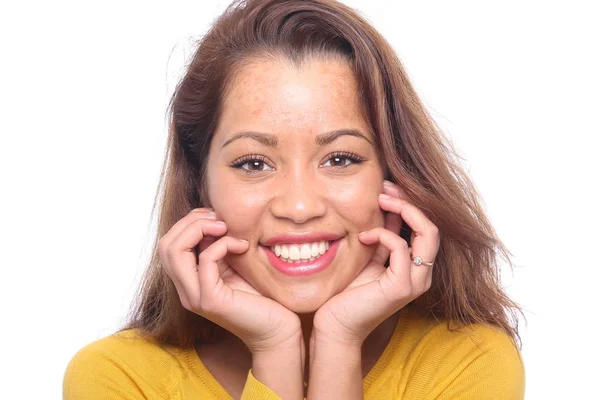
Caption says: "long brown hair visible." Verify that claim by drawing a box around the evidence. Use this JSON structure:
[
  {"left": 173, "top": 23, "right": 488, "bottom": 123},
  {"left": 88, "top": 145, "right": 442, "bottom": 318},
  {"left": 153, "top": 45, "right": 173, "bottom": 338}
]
[{"left": 119, "top": 0, "right": 526, "bottom": 350}]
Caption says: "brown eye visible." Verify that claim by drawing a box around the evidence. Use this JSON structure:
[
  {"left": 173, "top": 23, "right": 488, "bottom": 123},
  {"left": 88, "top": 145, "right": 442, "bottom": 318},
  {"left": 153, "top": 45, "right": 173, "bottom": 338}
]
[
  {"left": 326, "top": 156, "right": 351, "bottom": 167},
  {"left": 322, "top": 151, "right": 365, "bottom": 168},
  {"left": 230, "top": 155, "right": 274, "bottom": 174},
  {"left": 245, "top": 160, "right": 269, "bottom": 171}
]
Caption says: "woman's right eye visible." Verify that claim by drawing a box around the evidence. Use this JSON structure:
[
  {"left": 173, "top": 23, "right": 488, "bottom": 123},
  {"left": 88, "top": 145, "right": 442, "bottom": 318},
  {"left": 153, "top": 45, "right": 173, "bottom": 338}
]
[{"left": 230, "top": 155, "right": 275, "bottom": 173}]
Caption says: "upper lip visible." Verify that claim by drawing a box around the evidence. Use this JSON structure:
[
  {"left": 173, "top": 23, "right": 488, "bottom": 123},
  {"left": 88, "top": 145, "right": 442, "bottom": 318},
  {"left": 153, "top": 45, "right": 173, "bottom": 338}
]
[{"left": 261, "top": 232, "right": 342, "bottom": 247}]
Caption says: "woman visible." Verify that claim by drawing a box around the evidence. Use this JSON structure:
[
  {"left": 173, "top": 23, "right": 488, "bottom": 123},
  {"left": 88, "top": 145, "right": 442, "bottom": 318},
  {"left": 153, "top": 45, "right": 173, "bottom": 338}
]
[{"left": 63, "top": 0, "right": 526, "bottom": 399}]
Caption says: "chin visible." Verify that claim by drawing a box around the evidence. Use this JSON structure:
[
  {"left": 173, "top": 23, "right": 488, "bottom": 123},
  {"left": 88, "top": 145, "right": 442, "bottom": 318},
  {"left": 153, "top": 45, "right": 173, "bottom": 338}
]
[{"left": 270, "top": 286, "right": 334, "bottom": 314}]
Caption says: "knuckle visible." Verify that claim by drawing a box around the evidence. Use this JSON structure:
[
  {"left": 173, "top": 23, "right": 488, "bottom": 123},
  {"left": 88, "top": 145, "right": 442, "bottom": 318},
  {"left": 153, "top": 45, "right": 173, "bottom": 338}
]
[
  {"left": 189, "top": 299, "right": 203, "bottom": 313},
  {"left": 180, "top": 298, "right": 191, "bottom": 311},
  {"left": 162, "top": 244, "right": 177, "bottom": 263},
  {"left": 371, "top": 227, "right": 383, "bottom": 235},
  {"left": 157, "top": 239, "right": 169, "bottom": 259},
  {"left": 198, "top": 252, "right": 211, "bottom": 265},
  {"left": 181, "top": 295, "right": 203, "bottom": 315},
  {"left": 396, "top": 238, "right": 409, "bottom": 250}
]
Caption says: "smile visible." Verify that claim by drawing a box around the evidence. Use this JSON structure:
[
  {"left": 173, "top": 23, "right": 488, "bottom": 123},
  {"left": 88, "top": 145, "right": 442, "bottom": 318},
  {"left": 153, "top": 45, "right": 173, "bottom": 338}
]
[
  {"left": 261, "top": 239, "right": 341, "bottom": 276},
  {"left": 270, "top": 241, "right": 330, "bottom": 263}
]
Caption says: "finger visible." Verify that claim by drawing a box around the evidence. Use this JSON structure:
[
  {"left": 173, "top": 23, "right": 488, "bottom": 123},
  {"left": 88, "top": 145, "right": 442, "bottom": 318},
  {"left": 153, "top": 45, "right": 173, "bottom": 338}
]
[
  {"left": 378, "top": 193, "right": 440, "bottom": 259},
  {"left": 371, "top": 211, "right": 403, "bottom": 265},
  {"left": 371, "top": 181, "right": 407, "bottom": 265},
  {"left": 199, "top": 236, "right": 217, "bottom": 253},
  {"left": 358, "top": 228, "right": 411, "bottom": 298},
  {"left": 359, "top": 227, "right": 433, "bottom": 302},
  {"left": 382, "top": 180, "right": 407, "bottom": 199},
  {"left": 409, "top": 247, "right": 434, "bottom": 294},
  {"left": 160, "top": 208, "right": 217, "bottom": 246},
  {"left": 162, "top": 219, "right": 227, "bottom": 310},
  {"left": 197, "top": 236, "right": 249, "bottom": 303},
  {"left": 378, "top": 194, "right": 438, "bottom": 294}
]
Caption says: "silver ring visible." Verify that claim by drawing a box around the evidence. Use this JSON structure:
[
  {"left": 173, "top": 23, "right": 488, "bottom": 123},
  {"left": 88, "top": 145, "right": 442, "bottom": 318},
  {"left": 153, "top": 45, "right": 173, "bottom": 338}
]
[{"left": 411, "top": 254, "right": 434, "bottom": 267}]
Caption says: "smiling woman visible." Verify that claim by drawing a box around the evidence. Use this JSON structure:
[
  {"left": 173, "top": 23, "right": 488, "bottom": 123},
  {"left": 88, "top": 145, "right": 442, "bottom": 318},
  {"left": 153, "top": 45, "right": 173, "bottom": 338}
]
[{"left": 63, "top": 0, "right": 525, "bottom": 399}]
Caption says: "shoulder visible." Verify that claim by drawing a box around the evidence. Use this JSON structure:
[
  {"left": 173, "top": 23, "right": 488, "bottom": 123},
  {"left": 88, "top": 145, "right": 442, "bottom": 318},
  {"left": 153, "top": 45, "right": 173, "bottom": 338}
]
[
  {"left": 397, "top": 310, "right": 525, "bottom": 399},
  {"left": 63, "top": 329, "right": 186, "bottom": 400},
  {"left": 423, "top": 316, "right": 523, "bottom": 359}
]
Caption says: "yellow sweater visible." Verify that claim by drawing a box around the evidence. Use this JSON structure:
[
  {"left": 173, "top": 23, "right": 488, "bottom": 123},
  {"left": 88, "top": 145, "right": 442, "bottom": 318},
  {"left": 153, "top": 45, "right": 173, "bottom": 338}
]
[{"left": 63, "top": 306, "right": 525, "bottom": 399}]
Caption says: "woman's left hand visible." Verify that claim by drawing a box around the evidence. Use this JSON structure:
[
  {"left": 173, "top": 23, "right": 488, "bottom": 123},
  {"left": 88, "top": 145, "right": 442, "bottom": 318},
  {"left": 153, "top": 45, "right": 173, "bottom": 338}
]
[{"left": 312, "top": 180, "right": 441, "bottom": 346}]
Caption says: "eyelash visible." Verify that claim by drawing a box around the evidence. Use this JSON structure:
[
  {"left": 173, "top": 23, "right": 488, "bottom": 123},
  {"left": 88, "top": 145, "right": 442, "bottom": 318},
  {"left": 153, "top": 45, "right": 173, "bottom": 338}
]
[{"left": 230, "top": 151, "right": 365, "bottom": 174}]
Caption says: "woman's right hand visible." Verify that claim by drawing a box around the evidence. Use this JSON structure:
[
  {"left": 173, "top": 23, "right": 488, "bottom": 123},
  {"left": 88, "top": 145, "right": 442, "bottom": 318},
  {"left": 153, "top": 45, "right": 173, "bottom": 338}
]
[{"left": 158, "top": 208, "right": 302, "bottom": 354}]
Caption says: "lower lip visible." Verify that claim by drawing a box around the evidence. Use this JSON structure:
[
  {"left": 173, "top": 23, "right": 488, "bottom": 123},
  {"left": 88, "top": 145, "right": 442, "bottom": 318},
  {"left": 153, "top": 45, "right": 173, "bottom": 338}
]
[{"left": 262, "top": 239, "right": 341, "bottom": 277}]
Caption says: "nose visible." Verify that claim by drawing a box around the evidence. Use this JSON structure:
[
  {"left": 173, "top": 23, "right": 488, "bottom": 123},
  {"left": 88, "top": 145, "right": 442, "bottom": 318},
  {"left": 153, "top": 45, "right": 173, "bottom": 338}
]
[{"left": 269, "top": 168, "right": 327, "bottom": 224}]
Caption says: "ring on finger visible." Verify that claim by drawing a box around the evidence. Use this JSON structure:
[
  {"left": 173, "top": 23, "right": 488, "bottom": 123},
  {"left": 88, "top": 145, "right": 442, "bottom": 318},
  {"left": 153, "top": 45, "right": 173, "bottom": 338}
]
[{"left": 410, "top": 251, "right": 434, "bottom": 267}]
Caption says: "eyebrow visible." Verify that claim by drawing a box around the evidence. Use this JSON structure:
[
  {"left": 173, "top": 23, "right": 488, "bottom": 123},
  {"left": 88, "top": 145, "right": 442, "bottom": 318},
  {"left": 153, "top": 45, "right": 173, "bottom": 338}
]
[{"left": 221, "top": 128, "right": 373, "bottom": 148}]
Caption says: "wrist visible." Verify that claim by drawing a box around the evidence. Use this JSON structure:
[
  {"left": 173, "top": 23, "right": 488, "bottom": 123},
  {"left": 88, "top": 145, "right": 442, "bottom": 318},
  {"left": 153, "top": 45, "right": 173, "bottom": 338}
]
[
  {"left": 252, "top": 345, "right": 303, "bottom": 375},
  {"left": 310, "top": 332, "right": 363, "bottom": 358},
  {"left": 248, "top": 329, "right": 304, "bottom": 356},
  {"left": 250, "top": 334, "right": 304, "bottom": 400},
  {"left": 307, "top": 333, "right": 363, "bottom": 400},
  {"left": 311, "top": 326, "right": 366, "bottom": 350}
]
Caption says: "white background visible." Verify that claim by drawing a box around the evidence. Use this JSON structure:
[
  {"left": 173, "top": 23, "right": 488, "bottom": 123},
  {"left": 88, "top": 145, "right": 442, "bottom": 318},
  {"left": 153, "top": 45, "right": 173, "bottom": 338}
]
[{"left": 1, "top": 1, "right": 598, "bottom": 398}]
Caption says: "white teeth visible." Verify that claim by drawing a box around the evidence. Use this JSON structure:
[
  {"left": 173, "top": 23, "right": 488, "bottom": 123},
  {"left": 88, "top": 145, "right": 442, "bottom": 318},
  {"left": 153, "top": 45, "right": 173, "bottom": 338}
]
[
  {"left": 289, "top": 245, "right": 300, "bottom": 260},
  {"left": 300, "top": 244, "right": 311, "bottom": 259},
  {"left": 310, "top": 243, "right": 319, "bottom": 257},
  {"left": 270, "top": 240, "right": 331, "bottom": 262}
]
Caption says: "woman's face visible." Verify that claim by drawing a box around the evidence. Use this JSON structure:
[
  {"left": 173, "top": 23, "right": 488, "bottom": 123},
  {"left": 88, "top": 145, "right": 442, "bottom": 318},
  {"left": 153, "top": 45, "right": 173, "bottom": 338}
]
[{"left": 206, "top": 57, "right": 385, "bottom": 313}]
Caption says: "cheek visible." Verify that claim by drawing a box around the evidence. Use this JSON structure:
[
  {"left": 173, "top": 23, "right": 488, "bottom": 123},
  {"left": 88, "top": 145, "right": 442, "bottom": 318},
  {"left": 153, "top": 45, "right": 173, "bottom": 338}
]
[
  {"left": 325, "top": 173, "right": 385, "bottom": 230},
  {"left": 208, "top": 181, "right": 267, "bottom": 239},
  {"left": 208, "top": 178, "right": 267, "bottom": 284}
]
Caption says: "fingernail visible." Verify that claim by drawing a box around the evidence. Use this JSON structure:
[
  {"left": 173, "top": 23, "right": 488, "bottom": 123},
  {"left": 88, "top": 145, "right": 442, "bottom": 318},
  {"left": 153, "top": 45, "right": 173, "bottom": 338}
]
[
  {"left": 239, "top": 239, "right": 248, "bottom": 244},
  {"left": 379, "top": 193, "right": 391, "bottom": 200},
  {"left": 358, "top": 231, "right": 367, "bottom": 235},
  {"left": 191, "top": 208, "right": 215, "bottom": 214},
  {"left": 383, "top": 180, "right": 394, "bottom": 187},
  {"left": 215, "top": 220, "right": 226, "bottom": 225}
]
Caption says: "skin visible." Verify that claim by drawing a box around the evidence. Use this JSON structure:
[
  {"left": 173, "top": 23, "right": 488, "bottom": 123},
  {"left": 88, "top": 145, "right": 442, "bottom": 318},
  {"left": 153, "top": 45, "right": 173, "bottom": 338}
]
[
  {"left": 207, "top": 56, "right": 385, "bottom": 314},
  {"left": 159, "top": 55, "right": 441, "bottom": 399}
]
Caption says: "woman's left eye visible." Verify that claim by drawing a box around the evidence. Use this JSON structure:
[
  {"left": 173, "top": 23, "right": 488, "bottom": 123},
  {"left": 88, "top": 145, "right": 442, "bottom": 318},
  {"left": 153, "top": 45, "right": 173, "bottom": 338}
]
[{"left": 322, "top": 152, "right": 364, "bottom": 168}]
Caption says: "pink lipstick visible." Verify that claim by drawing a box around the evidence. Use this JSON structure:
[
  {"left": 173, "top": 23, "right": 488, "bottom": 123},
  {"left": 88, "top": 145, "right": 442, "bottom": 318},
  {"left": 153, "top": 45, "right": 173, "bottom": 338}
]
[{"left": 261, "top": 239, "right": 341, "bottom": 277}]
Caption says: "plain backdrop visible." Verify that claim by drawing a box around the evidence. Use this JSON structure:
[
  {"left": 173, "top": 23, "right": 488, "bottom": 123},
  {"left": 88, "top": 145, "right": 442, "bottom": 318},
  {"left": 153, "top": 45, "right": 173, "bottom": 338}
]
[{"left": 1, "top": 1, "right": 598, "bottom": 398}]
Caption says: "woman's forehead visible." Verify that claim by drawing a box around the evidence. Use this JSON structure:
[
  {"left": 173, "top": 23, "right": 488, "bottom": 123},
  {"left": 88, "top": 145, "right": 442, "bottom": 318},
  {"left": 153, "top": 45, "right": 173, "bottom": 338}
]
[{"left": 216, "top": 58, "right": 370, "bottom": 145}]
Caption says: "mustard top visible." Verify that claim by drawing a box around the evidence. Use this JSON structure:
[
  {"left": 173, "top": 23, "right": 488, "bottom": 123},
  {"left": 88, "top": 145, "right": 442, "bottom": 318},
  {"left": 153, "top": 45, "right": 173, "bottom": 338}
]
[{"left": 63, "top": 305, "right": 525, "bottom": 399}]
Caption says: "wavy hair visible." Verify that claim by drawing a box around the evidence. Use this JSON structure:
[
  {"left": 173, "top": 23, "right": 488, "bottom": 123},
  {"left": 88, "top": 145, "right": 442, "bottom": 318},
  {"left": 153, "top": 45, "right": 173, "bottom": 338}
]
[{"left": 119, "top": 0, "right": 526, "bottom": 351}]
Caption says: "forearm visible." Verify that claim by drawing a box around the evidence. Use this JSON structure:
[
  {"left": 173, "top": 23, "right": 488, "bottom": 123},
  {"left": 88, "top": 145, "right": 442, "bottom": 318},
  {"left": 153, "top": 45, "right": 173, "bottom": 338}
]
[
  {"left": 251, "top": 335, "right": 305, "bottom": 400},
  {"left": 307, "top": 335, "right": 363, "bottom": 400}
]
